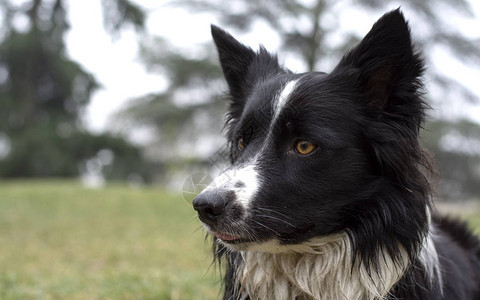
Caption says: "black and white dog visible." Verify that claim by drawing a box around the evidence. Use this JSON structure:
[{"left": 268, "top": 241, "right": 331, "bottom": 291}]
[{"left": 193, "top": 9, "right": 480, "bottom": 299}]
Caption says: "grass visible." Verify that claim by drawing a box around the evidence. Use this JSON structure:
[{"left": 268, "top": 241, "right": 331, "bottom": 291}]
[
  {"left": 465, "top": 214, "right": 480, "bottom": 236},
  {"left": 0, "top": 180, "right": 478, "bottom": 299},
  {"left": 0, "top": 180, "right": 219, "bottom": 300}
]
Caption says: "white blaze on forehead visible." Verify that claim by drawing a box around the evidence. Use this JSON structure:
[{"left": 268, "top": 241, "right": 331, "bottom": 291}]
[
  {"left": 201, "top": 164, "right": 260, "bottom": 209},
  {"left": 272, "top": 80, "right": 298, "bottom": 123},
  {"left": 253, "top": 79, "right": 299, "bottom": 161}
]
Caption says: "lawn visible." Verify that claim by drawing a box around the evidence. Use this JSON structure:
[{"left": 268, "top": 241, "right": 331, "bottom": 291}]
[
  {"left": 0, "top": 180, "right": 478, "bottom": 300},
  {"left": 0, "top": 180, "right": 219, "bottom": 300}
]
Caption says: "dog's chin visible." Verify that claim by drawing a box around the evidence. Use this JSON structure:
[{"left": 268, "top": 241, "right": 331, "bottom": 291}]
[
  {"left": 211, "top": 231, "right": 270, "bottom": 252},
  {"left": 204, "top": 224, "right": 321, "bottom": 253},
  {"left": 204, "top": 225, "right": 285, "bottom": 253},
  {"left": 218, "top": 236, "right": 324, "bottom": 254},
  {"left": 217, "top": 237, "right": 284, "bottom": 253}
]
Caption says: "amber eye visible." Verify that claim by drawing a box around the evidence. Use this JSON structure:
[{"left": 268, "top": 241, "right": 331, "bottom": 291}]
[
  {"left": 295, "top": 140, "right": 315, "bottom": 155},
  {"left": 238, "top": 138, "right": 246, "bottom": 150}
]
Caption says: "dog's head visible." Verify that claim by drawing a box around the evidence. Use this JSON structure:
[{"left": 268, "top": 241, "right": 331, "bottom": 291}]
[{"left": 193, "top": 9, "right": 430, "bottom": 257}]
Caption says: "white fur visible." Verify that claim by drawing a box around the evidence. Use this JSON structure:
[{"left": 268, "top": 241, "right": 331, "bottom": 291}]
[
  {"left": 233, "top": 233, "right": 410, "bottom": 300},
  {"left": 199, "top": 164, "right": 260, "bottom": 210},
  {"left": 229, "top": 216, "right": 443, "bottom": 300},
  {"left": 231, "top": 165, "right": 260, "bottom": 208},
  {"left": 253, "top": 79, "right": 299, "bottom": 160},
  {"left": 260, "top": 80, "right": 298, "bottom": 151},
  {"left": 272, "top": 80, "right": 298, "bottom": 123},
  {"left": 418, "top": 207, "right": 443, "bottom": 292},
  {"left": 419, "top": 228, "right": 442, "bottom": 288}
]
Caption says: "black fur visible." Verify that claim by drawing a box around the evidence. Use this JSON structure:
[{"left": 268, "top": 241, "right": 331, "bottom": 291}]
[{"left": 196, "top": 9, "right": 480, "bottom": 299}]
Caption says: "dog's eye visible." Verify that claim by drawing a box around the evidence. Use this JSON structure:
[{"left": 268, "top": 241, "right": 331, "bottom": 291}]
[
  {"left": 295, "top": 140, "right": 315, "bottom": 155},
  {"left": 238, "top": 138, "right": 246, "bottom": 150}
]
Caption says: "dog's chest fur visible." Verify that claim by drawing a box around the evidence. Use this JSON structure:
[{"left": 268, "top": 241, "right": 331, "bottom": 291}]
[{"left": 234, "top": 235, "right": 407, "bottom": 300}]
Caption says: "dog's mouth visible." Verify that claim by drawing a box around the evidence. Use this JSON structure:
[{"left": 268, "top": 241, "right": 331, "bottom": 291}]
[
  {"left": 215, "top": 232, "right": 256, "bottom": 245},
  {"left": 215, "top": 232, "right": 242, "bottom": 242},
  {"left": 209, "top": 222, "right": 318, "bottom": 247},
  {"left": 211, "top": 229, "right": 257, "bottom": 245},
  {"left": 201, "top": 223, "right": 250, "bottom": 244}
]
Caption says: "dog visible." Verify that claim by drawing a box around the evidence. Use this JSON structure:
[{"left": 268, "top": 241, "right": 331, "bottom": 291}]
[{"left": 193, "top": 9, "right": 480, "bottom": 299}]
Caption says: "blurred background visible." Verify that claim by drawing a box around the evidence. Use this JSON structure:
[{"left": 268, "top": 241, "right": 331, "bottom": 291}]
[{"left": 0, "top": 0, "right": 479, "bottom": 299}]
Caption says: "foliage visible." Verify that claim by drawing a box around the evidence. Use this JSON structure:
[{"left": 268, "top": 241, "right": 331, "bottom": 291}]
[
  {"left": 175, "top": 0, "right": 480, "bottom": 85},
  {"left": 0, "top": 123, "right": 159, "bottom": 181},
  {"left": 101, "top": 0, "right": 146, "bottom": 36},
  {"left": 424, "top": 120, "right": 480, "bottom": 200},
  {"left": 0, "top": 0, "right": 97, "bottom": 131},
  {"left": 114, "top": 38, "right": 227, "bottom": 163},
  {"left": 0, "top": 0, "right": 154, "bottom": 181}
]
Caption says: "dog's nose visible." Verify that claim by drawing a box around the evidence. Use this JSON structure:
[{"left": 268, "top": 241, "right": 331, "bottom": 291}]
[{"left": 193, "top": 189, "right": 229, "bottom": 226}]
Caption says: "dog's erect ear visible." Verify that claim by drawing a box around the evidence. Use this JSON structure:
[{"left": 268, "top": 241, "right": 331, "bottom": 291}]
[
  {"left": 211, "top": 25, "right": 283, "bottom": 106},
  {"left": 333, "top": 9, "right": 424, "bottom": 116},
  {"left": 333, "top": 11, "right": 430, "bottom": 266},
  {"left": 211, "top": 25, "right": 256, "bottom": 100}
]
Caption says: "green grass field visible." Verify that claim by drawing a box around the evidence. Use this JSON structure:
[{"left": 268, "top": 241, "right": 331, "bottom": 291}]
[
  {"left": 0, "top": 180, "right": 479, "bottom": 299},
  {"left": 0, "top": 180, "right": 218, "bottom": 300}
]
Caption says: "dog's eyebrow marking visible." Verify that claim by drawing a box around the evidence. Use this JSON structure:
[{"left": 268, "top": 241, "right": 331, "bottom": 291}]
[
  {"left": 272, "top": 80, "right": 298, "bottom": 123},
  {"left": 252, "top": 79, "right": 299, "bottom": 161}
]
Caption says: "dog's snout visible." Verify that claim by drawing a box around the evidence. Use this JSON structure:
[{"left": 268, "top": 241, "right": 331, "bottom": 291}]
[{"left": 193, "top": 189, "right": 232, "bottom": 226}]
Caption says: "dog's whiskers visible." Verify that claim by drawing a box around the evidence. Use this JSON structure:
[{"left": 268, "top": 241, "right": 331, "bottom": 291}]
[{"left": 250, "top": 219, "right": 280, "bottom": 236}]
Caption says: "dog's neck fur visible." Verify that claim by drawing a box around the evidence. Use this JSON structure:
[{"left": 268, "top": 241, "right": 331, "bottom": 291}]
[{"left": 234, "top": 234, "right": 409, "bottom": 300}]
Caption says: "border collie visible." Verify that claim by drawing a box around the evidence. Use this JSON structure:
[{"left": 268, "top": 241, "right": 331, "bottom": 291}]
[{"left": 193, "top": 9, "right": 480, "bottom": 299}]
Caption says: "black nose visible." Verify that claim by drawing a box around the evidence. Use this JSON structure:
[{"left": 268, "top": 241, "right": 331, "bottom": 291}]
[{"left": 193, "top": 189, "right": 230, "bottom": 226}]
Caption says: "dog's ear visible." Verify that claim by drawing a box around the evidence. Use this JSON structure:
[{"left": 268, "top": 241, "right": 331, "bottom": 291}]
[
  {"left": 333, "top": 9, "right": 424, "bottom": 118},
  {"left": 332, "top": 11, "right": 431, "bottom": 267},
  {"left": 211, "top": 25, "right": 257, "bottom": 101}
]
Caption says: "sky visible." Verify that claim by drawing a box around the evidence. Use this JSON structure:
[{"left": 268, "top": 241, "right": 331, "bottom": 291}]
[{"left": 64, "top": 0, "right": 480, "bottom": 137}]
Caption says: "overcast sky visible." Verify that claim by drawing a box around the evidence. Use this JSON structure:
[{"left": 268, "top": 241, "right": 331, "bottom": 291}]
[{"left": 64, "top": 1, "right": 480, "bottom": 135}]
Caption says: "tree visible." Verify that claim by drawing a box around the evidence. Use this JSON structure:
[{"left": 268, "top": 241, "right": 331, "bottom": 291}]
[
  {"left": 117, "top": 0, "right": 480, "bottom": 198},
  {"left": 0, "top": 0, "right": 156, "bottom": 181},
  {"left": 173, "top": 0, "right": 480, "bottom": 97},
  {"left": 423, "top": 120, "right": 480, "bottom": 200},
  {"left": 0, "top": 0, "right": 97, "bottom": 131}
]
